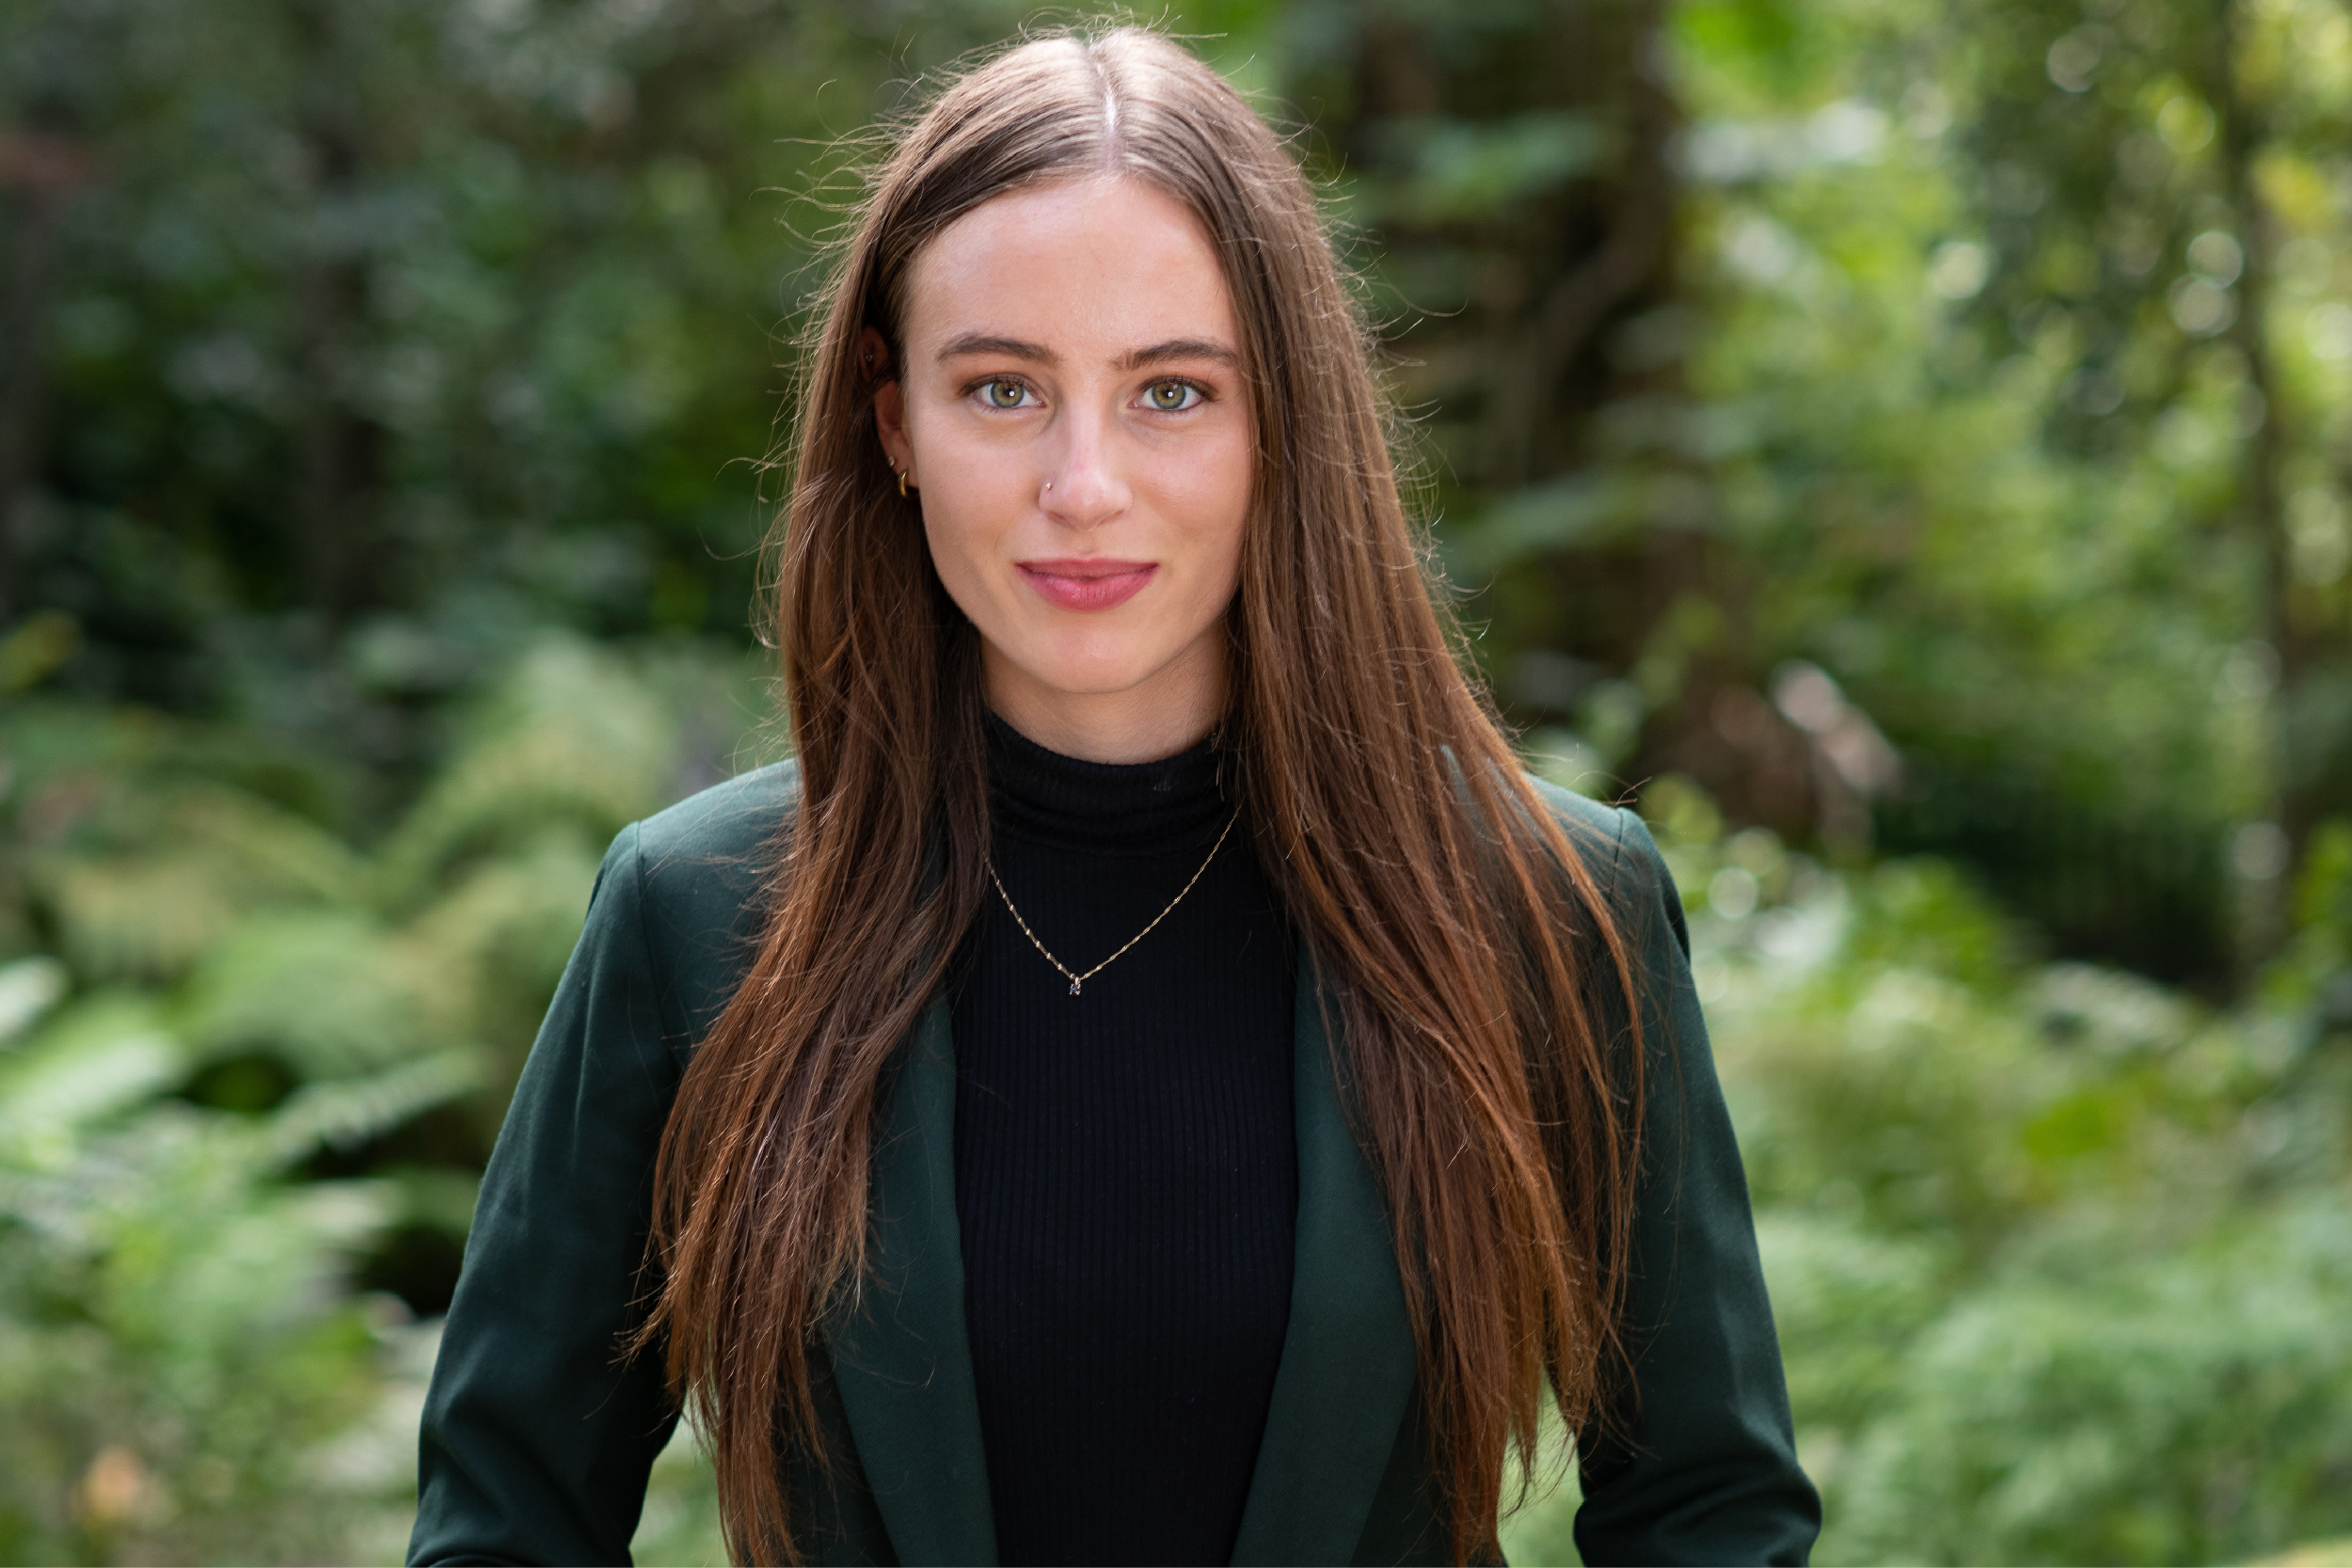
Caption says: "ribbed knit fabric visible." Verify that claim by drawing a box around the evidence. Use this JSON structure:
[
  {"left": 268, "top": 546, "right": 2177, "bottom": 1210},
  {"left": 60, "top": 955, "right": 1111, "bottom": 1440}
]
[{"left": 951, "top": 712, "right": 1298, "bottom": 1568}]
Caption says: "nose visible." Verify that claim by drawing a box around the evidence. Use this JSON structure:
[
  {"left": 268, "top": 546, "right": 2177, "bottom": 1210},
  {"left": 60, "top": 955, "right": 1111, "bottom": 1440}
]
[{"left": 1040, "top": 404, "right": 1129, "bottom": 530}]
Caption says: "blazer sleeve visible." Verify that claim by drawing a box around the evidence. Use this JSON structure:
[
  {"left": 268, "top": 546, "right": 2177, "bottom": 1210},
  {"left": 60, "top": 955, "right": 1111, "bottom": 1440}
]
[
  {"left": 409, "top": 824, "right": 687, "bottom": 1567},
  {"left": 1571, "top": 808, "right": 1821, "bottom": 1567}
]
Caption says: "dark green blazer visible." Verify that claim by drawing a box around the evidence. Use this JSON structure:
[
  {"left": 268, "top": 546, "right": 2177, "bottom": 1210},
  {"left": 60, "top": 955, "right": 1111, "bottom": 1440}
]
[{"left": 408, "top": 761, "right": 1819, "bottom": 1567}]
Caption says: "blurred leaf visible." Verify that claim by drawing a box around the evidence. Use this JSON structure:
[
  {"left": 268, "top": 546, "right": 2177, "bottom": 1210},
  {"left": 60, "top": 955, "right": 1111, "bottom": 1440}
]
[
  {"left": 2253, "top": 1538, "right": 2352, "bottom": 1567},
  {"left": 1364, "top": 113, "right": 1615, "bottom": 225},
  {"left": 266, "top": 1051, "right": 483, "bottom": 1164},
  {"left": 181, "top": 912, "right": 437, "bottom": 1080},
  {"left": 0, "top": 612, "right": 82, "bottom": 696},
  {"left": 0, "top": 958, "right": 70, "bottom": 1046},
  {"left": 37, "top": 786, "right": 370, "bottom": 982},
  {"left": 0, "top": 996, "right": 183, "bottom": 1166},
  {"left": 374, "top": 638, "right": 675, "bottom": 908}
]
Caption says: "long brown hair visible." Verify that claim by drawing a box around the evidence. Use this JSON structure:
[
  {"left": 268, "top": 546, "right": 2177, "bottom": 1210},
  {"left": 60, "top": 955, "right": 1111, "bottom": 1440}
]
[{"left": 638, "top": 27, "right": 1644, "bottom": 1564}]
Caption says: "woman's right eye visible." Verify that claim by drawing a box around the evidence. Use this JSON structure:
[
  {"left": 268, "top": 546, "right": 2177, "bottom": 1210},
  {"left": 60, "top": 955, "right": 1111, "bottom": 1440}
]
[{"left": 982, "top": 379, "right": 1031, "bottom": 409}]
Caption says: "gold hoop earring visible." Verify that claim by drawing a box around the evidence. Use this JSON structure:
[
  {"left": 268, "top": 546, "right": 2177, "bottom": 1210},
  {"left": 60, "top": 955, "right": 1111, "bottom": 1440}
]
[{"left": 898, "top": 470, "right": 910, "bottom": 497}]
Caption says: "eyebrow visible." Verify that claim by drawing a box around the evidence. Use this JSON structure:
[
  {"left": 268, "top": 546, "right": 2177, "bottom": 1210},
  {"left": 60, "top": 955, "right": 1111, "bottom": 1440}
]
[
  {"left": 939, "top": 333, "right": 1055, "bottom": 365},
  {"left": 1118, "top": 338, "right": 1241, "bottom": 372},
  {"left": 935, "top": 333, "right": 1241, "bottom": 372}
]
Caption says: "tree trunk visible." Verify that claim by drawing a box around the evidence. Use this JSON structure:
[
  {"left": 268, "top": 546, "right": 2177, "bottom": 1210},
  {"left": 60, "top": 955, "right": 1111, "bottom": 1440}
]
[
  {"left": 1333, "top": 1, "right": 1740, "bottom": 809},
  {"left": 0, "top": 134, "right": 89, "bottom": 624},
  {"left": 290, "top": 0, "right": 385, "bottom": 626},
  {"left": 2209, "top": 0, "right": 2333, "bottom": 952}
]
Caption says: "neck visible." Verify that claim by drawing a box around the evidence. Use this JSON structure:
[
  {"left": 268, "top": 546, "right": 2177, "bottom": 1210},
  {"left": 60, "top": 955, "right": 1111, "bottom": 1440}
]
[{"left": 979, "top": 638, "right": 1228, "bottom": 764}]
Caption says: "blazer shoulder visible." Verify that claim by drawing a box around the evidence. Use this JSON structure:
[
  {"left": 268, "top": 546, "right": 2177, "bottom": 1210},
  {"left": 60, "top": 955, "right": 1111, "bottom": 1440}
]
[
  {"left": 607, "top": 758, "right": 802, "bottom": 996},
  {"left": 1522, "top": 772, "right": 1629, "bottom": 843},
  {"left": 634, "top": 754, "right": 803, "bottom": 865},
  {"left": 1519, "top": 772, "right": 1697, "bottom": 974},
  {"left": 1520, "top": 773, "right": 1657, "bottom": 902}
]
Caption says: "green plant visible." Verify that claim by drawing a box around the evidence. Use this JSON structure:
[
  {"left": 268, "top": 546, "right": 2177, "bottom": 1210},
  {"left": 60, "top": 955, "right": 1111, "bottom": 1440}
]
[
  {"left": 0, "top": 635, "right": 759, "bottom": 1564},
  {"left": 1638, "top": 783, "right": 2352, "bottom": 1566}
]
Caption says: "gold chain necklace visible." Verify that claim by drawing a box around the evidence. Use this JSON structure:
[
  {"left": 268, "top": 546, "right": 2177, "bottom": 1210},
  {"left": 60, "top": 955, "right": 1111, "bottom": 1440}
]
[{"left": 985, "top": 811, "right": 1241, "bottom": 997}]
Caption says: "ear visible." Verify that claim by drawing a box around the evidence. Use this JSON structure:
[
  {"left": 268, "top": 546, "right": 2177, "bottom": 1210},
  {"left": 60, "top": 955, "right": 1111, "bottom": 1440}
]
[{"left": 862, "top": 326, "right": 914, "bottom": 483}]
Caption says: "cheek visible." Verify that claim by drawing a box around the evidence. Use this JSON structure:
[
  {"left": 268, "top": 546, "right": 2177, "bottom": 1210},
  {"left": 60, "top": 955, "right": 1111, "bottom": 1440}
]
[
  {"left": 913, "top": 424, "right": 1017, "bottom": 557},
  {"left": 921, "top": 498, "right": 999, "bottom": 608},
  {"left": 1168, "top": 432, "right": 1253, "bottom": 590}
]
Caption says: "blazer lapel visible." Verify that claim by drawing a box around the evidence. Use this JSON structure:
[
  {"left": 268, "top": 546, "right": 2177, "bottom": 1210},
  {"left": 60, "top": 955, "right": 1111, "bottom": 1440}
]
[
  {"left": 823, "top": 996, "right": 999, "bottom": 1567},
  {"left": 1230, "top": 953, "right": 1420, "bottom": 1567}
]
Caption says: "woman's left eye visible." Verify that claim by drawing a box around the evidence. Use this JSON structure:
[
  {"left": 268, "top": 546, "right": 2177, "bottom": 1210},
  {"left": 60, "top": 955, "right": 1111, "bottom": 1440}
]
[{"left": 1142, "top": 379, "right": 1203, "bottom": 412}]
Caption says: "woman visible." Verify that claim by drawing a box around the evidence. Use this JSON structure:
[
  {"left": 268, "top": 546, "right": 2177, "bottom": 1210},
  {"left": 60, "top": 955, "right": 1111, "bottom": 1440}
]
[{"left": 409, "top": 26, "right": 1818, "bottom": 1568}]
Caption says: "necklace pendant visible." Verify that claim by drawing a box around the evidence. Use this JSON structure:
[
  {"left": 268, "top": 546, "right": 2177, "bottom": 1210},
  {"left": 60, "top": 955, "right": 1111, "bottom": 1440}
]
[{"left": 1068, "top": 978, "right": 1082, "bottom": 997}]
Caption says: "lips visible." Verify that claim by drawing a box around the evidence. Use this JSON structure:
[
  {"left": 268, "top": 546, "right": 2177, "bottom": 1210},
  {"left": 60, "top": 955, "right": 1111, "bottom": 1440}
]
[{"left": 1015, "top": 558, "right": 1156, "bottom": 612}]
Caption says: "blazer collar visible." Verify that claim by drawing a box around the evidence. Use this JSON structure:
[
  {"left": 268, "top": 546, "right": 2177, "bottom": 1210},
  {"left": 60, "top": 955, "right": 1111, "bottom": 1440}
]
[{"left": 823, "top": 955, "right": 1418, "bottom": 1568}]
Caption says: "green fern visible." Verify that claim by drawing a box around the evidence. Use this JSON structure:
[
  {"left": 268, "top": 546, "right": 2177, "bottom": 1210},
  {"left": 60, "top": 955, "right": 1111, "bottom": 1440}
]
[{"left": 0, "top": 633, "right": 771, "bottom": 1563}]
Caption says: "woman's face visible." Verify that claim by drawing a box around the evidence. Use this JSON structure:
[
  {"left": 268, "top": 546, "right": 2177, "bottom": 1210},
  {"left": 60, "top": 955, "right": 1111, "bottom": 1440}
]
[{"left": 872, "top": 175, "right": 1253, "bottom": 763}]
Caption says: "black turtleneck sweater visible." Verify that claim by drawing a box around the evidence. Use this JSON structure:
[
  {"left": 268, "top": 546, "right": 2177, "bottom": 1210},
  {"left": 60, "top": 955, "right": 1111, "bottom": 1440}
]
[{"left": 951, "top": 715, "right": 1299, "bottom": 1568}]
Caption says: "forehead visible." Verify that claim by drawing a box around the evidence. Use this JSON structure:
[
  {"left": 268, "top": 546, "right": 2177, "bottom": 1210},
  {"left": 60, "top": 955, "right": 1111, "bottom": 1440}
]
[{"left": 900, "top": 176, "right": 1238, "bottom": 354}]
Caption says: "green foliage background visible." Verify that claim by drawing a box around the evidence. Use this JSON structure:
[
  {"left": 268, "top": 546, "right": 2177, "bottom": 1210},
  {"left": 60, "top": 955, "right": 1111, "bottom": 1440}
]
[{"left": 3, "top": 0, "right": 2350, "bottom": 1563}]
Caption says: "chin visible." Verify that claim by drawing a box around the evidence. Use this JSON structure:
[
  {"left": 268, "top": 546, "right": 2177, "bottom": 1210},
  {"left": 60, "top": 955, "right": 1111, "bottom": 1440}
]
[
  {"left": 1005, "top": 629, "right": 1157, "bottom": 688},
  {"left": 1026, "top": 660, "right": 1163, "bottom": 701}
]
